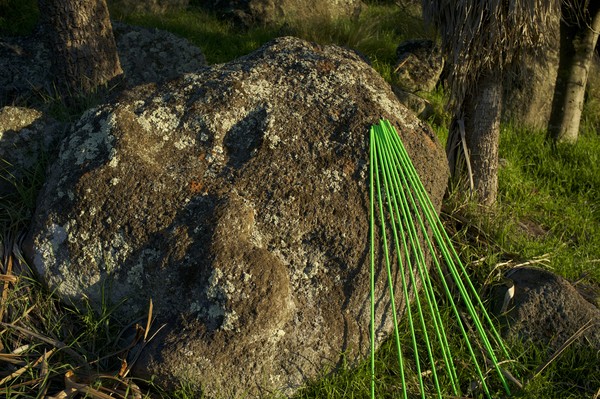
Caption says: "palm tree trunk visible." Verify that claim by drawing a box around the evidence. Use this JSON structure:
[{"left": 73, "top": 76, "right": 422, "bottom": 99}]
[
  {"left": 447, "top": 74, "right": 502, "bottom": 206},
  {"left": 38, "top": 0, "right": 123, "bottom": 100},
  {"left": 548, "top": 4, "right": 600, "bottom": 144}
]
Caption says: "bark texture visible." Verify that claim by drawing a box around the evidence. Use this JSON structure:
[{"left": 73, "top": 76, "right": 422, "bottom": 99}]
[
  {"left": 466, "top": 76, "right": 502, "bottom": 206},
  {"left": 548, "top": 3, "right": 600, "bottom": 143},
  {"left": 447, "top": 74, "right": 502, "bottom": 206},
  {"left": 422, "top": 0, "right": 557, "bottom": 207},
  {"left": 38, "top": 0, "right": 122, "bottom": 98},
  {"left": 501, "top": 10, "right": 560, "bottom": 129}
]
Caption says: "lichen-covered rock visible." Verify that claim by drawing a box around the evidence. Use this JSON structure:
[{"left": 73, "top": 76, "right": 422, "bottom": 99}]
[
  {"left": 204, "top": 0, "right": 363, "bottom": 27},
  {"left": 499, "top": 267, "right": 600, "bottom": 352},
  {"left": 25, "top": 37, "right": 448, "bottom": 398},
  {"left": 393, "top": 86, "right": 434, "bottom": 120},
  {"left": 0, "top": 23, "right": 205, "bottom": 105},
  {"left": 394, "top": 39, "right": 444, "bottom": 93},
  {"left": 0, "top": 107, "right": 65, "bottom": 197}
]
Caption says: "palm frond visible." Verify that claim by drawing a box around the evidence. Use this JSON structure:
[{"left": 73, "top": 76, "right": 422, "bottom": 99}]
[{"left": 422, "top": 0, "right": 560, "bottom": 111}]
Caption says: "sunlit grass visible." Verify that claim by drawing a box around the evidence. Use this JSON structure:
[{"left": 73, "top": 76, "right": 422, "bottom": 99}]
[
  {"left": 112, "top": 1, "right": 429, "bottom": 86},
  {"left": 495, "top": 126, "right": 600, "bottom": 281}
]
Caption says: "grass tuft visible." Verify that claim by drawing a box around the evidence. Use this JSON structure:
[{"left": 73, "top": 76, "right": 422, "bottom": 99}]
[{"left": 0, "top": 0, "right": 38, "bottom": 36}]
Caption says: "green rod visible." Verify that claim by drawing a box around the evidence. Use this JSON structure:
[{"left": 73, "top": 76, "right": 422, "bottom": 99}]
[
  {"left": 384, "top": 119, "right": 510, "bottom": 360},
  {"left": 372, "top": 127, "right": 409, "bottom": 399},
  {"left": 369, "top": 126, "right": 376, "bottom": 399},
  {"left": 383, "top": 120, "right": 510, "bottom": 394},
  {"left": 375, "top": 127, "right": 427, "bottom": 398},
  {"left": 384, "top": 120, "right": 510, "bottom": 365},
  {"left": 379, "top": 125, "right": 461, "bottom": 396},
  {"left": 376, "top": 127, "right": 442, "bottom": 398}
]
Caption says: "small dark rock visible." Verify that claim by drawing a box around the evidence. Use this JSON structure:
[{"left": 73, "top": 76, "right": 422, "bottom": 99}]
[
  {"left": 394, "top": 39, "right": 444, "bottom": 93},
  {"left": 497, "top": 267, "right": 600, "bottom": 353},
  {"left": 392, "top": 86, "right": 434, "bottom": 120}
]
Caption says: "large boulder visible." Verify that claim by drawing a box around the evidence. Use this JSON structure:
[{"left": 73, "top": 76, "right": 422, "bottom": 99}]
[
  {"left": 25, "top": 37, "right": 448, "bottom": 397},
  {"left": 111, "top": 22, "right": 207, "bottom": 88},
  {"left": 0, "top": 23, "right": 205, "bottom": 105},
  {"left": 204, "top": 0, "right": 363, "bottom": 27}
]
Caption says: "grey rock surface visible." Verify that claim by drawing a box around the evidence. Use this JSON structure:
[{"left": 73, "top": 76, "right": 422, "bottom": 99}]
[
  {"left": 0, "top": 33, "right": 51, "bottom": 105},
  {"left": 112, "top": 22, "right": 207, "bottom": 88},
  {"left": 0, "top": 22, "right": 206, "bottom": 105},
  {"left": 25, "top": 37, "right": 448, "bottom": 397},
  {"left": 392, "top": 86, "right": 434, "bottom": 120},
  {"left": 394, "top": 39, "right": 443, "bottom": 93},
  {"left": 501, "top": 267, "right": 600, "bottom": 352},
  {"left": 204, "top": 0, "right": 363, "bottom": 27},
  {"left": 0, "top": 106, "right": 65, "bottom": 197}
]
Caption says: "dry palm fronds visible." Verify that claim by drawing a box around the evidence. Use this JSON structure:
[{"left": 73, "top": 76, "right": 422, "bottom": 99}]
[
  {"left": 421, "top": 0, "right": 559, "bottom": 112},
  {"left": 0, "top": 348, "right": 57, "bottom": 386}
]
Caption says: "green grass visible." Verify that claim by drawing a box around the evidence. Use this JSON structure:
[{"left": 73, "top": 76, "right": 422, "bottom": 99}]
[
  {"left": 113, "top": 7, "right": 280, "bottom": 65},
  {"left": 0, "top": 0, "right": 38, "bottom": 36},
  {"left": 496, "top": 126, "right": 600, "bottom": 282},
  {"left": 114, "top": 2, "right": 427, "bottom": 84},
  {"left": 1, "top": 1, "right": 599, "bottom": 398}
]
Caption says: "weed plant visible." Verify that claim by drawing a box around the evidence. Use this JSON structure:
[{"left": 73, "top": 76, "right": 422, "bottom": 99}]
[{"left": 0, "top": 1, "right": 599, "bottom": 398}]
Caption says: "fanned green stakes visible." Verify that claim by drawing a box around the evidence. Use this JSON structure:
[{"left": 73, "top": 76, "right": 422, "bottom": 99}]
[{"left": 369, "top": 120, "right": 511, "bottom": 398}]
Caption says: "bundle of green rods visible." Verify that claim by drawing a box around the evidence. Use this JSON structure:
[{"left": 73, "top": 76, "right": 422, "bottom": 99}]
[{"left": 369, "top": 120, "right": 511, "bottom": 398}]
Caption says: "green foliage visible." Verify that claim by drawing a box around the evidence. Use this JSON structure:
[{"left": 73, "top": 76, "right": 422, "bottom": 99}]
[
  {"left": 497, "top": 126, "right": 600, "bottom": 282},
  {"left": 112, "top": 7, "right": 280, "bottom": 65},
  {"left": 113, "top": 3, "right": 426, "bottom": 79},
  {"left": 506, "top": 339, "right": 600, "bottom": 398},
  {"left": 0, "top": 151, "right": 49, "bottom": 232},
  {"left": 0, "top": 0, "right": 38, "bottom": 36},
  {"left": 421, "top": 85, "right": 452, "bottom": 128}
]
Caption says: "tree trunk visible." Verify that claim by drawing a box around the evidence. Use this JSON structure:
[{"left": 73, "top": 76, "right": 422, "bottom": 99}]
[
  {"left": 447, "top": 74, "right": 502, "bottom": 206},
  {"left": 548, "top": 3, "right": 600, "bottom": 144},
  {"left": 501, "top": 11, "right": 560, "bottom": 130},
  {"left": 38, "top": 0, "right": 123, "bottom": 100}
]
